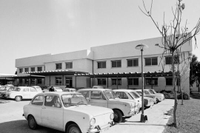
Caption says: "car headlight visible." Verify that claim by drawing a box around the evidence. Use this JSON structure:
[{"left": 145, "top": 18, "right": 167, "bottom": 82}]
[
  {"left": 90, "top": 118, "right": 96, "bottom": 126},
  {"left": 110, "top": 113, "right": 114, "bottom": 120}
]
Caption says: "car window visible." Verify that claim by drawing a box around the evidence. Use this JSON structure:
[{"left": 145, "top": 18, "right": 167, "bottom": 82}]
[
  {"left": 30, "top": 87, "right": 37, "bottom": 92},
  {"left": 115, "top": 92, "right": 128, "bottom": 99},
  {"left": 91, "top": 91, "right": 106, "bottom": 100},
  {"left": 45, "top": 95, "right": 61, "bottom": 108},
  {"left": 79, "top": 91, "right": 89, "bottom": 99},
  {"left": 23, "top": 88, "right": 29, "bottom": 92},
  {"left": 149, "top": 89, "right": 156, "bottom": 94},
  {"left": 32, "top": 95, "right": 44, "bottom": 106},
  {"left": 62, "top": 94, "right": 87, "bottom": 107},
  {"left": 131, "top": 91, "right": 140, "bottom": 98},
  {"left": 144, "top": 90, "right": 150, "bottom": 94}
]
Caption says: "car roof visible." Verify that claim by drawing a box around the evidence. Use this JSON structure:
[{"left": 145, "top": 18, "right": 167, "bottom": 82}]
[
  {"left": 78, "top": 88, "right": 111, "bottom": 91},
  {"left": 113, "top": 89, "right": 139, "bottom": 92},
  {"left": 37, "top": 92, "right": 81, "bottom": 96}
]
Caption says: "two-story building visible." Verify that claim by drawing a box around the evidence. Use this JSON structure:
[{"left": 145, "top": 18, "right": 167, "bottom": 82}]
[{"left": 15, "top": 36, "right": 193, "bottom": 94}]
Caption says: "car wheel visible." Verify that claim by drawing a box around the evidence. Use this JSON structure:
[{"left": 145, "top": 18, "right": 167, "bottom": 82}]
[
  {"left": 113, "top": 110, "right": 123, "bottom": 123},
  {"left": 28, "top": 115, "right": 38, "bottom": 130},
  {"left": 15, "top": 96, "right": 22, "bottom": 101},
  {"left": 66, "top": 124, "right": 81, "bottom": 133}
]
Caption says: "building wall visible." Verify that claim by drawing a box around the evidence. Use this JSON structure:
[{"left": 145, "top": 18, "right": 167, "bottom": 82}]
[{"left": 15, "top": 36, "right": 192, "bottom": 94}]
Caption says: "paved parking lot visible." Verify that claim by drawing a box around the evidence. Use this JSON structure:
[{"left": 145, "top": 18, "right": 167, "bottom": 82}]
[{"left": 0, "top": 99, "right": 173, "bottom": 133}]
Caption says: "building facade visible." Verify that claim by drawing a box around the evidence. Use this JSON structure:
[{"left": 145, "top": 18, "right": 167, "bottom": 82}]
[{"left": 15, "top": 37, "right": 193, "bottom": 94}]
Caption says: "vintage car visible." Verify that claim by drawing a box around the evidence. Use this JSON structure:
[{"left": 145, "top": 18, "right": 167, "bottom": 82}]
[
  {"left": 134, "top": 90, "right": 155, "bottom": 107},
  {"left": 23, "top": 92, "right": 114, "bottom": 133},
  {"left": 78, "top": 88, "right": 136, "bottom": 123},
  {"left": 135, "top": 89, "right": 157, "bottom": 104},
  {"left": 145, "top": 89, "right": 165, "bottom": 102},
  {"left": 113, "top": 89, "right": 140, "bottom": 113},
  {"left": 4, "top": 86, "right": 42, "bottom": 101}
]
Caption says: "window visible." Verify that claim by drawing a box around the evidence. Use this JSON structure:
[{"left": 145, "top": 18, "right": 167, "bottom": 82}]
[
  {"left": 25, "top": 79, "right": 29, "bottom": 85},
  {"left": 166, "top": 78, "right": 173, "bottom": 86},
  {"left": 31, "top": 67, "right": 35, "bottom": 72},
  {"left": 66, "top": 62, "right": 73, "bottom": 69},
  {"left": 97, "top": 78, "right": 106, "bottom": 85},
  {"left": 30, "top": 87, "right": 37, "bottom": 92},
  {"left": 56, "top": 63, "right": 62, "bottom": 70},
  {"left": 25, "top": 68, "right": 29, "bottom": 72},
  {"left": 55, "top": 77, "right": 62, "bottom": 85},
  {"left": 165, "top": 55, "right": 179, "bottom": 65},
  {"left": 32, "top": 95, "right": 44, "bottom": 106},
  {"left": 127, "top": 58, "right": 138, "bottom": 67},
  {"left": 37, "top": 79, "right": 42, "bottom": 84},
  {"left": 97, "top": 61, "right": 106, "bottom": 69},
  {"left": 91, "top": 91, "right": 106, "bottom": 100},
  {"left": 128, "top": 78, "right": 139, "bottom": 86},
  {"left": 79, "top": 91, "right": 89, "bottom": 99},
  {"left": 45, "top": 95, "right": 61, "bottom": 108},
  {"left": 111, "top": 60, "right": 121, "bottom": 68},
  {"left": 111, "top": 78, "right": 121, "bottom": 85},
  {"left": 145, "top": 57, "right": 157, "bottom": 66},
  {"left": 145, "top": 78, "right": 158, "bottom": 86},
  {"left": 19, "top": 68, "right": 23, "bottom": 73},
  {"left": 37, "top": 67, "right": 42, "bottom": 71},
  {"left": 115, "top": 92, "right": 128, "bottom": 99}
]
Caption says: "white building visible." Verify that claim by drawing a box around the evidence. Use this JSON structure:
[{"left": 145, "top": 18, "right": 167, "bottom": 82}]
[{"left": 15, "top": 36, "right": 193, "bottom": 94}]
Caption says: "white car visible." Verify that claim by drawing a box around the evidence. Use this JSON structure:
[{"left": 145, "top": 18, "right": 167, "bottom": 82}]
[
  {"left": 23, "top": 92, "right": 114, "bottom": 133},
  {"left": 5, "top": 86, "right": 42, "bottom": 101},
  {"left": 78, "top": 88, "right": 136, "bottom": 123},
  {"left": 113, "top": 89, "right": 141, "bottom": 113},
  {"left": 145, "top": 89, "right": 165, "bottom": 102}
]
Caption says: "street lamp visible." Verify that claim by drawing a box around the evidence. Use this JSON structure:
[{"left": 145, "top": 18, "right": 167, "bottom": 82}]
[{"left": 135, "top": 44, "right": 148, "bottom": 122}]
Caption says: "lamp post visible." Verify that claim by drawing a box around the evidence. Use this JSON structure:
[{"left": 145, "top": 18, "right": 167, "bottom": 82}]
[{"left": 135, "top": 44, "right": 148, "bottom": 122}]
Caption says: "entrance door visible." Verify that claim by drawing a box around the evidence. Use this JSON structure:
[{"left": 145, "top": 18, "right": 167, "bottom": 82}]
[{"left": 65, "top": 77, "right": 72, "bottom": 88}]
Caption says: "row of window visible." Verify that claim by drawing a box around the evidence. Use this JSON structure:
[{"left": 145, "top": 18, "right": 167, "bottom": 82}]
[
  {"left": 97, "top": 77, "right": 179, "bottom": 86},
  {"left": 97, "top": 56, "right": 179, "bottom": 68},
  {"left": 56, "top": 62, "right": 73, "bottom": 70},
  {"left": 19, "top": 66, "right": 42, "bottom": 73}
]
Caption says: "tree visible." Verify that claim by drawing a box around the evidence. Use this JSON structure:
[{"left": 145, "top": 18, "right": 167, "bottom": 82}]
[
  {"left": 140, "top": 0, "right": 200, "bottom": 127},
  {"left": 190, "top": 55, "right": 200, "bottom": 92}
]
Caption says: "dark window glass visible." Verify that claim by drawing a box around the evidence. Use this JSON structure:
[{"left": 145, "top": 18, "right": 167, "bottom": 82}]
[
  {"left": 111, "top": 78, "right": 121, "bottom": 85},
  {"left": 19, "top": 68, "right": 23, "bottom": 73},
  {"left": 111, "top": 60, "right": 121, "bottom": 68},
  {"left": 37, "top": 79, "right": 42, "bottom": 84},
  {"left": 166, "top": 78, "right": 173, "bottom": 86},
  {"left": 97, "top": 61, "right": 106, "bottom": 69},
  {"left": 56, "top": 63, "right": 62, "bottom": 70},
  {"left": 128, "top": 78, "right": 139, "bottom": 86},
  {"left": 66, "top": 62, "right": 73, "bottom": 69},
  {"left": 165, "top": 56, "right": 179, "bottom": 65},
  {"left": 145, "top": 57, "right": 157, "bottom": 66},
  {"left": 37, "top": 67, "right": 42, "bottom": 71},
  {"left": 145, "top": 78, "right": 158, "bottom": 86},
  {"left": 55, "top": 77, "right": 62, "bottom": 85},
  {"left": 25, "top": 68, "right": 29, "bottom": 72},
  {"left": 31, "top": 67, "right": 35, "bottom": 72},
  {"left": 97, "top": 78, "right": 106, "bottom": 85},
  {"left": 127, "top": 59, "right": 138, "bottom": 67}
]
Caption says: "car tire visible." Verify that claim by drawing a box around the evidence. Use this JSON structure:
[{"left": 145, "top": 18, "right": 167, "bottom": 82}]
[
  {"left": 113, "top": 109, "right": 123, "bottom": 123},
  {"left": 28, "top": 115, "right": 38, "bottom": 130},
  {"left": 15, "top": 96, "right": 22, "bottom": 101},
  {"left": 66, "top": 123, "right": 81, "bottom": 133}
]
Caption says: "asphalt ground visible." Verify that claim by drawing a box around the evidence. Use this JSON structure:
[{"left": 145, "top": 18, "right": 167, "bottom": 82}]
[{"left": 0, "top": 99, "right": 173, "bottom": 133}]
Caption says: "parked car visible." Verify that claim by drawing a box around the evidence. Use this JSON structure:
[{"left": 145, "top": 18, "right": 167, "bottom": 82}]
[
  {"left": 4, "top": 86, "right": 42, "bottom": 101},
  {"left": 135, "top": 89, "right": 158, "bottom": 104},
  {"left": 113, "top": 89, "right": 140, "bottom": 113},
  {"left": 135, "top": 89, "right": 156, "bottom": 106},
  {"left": 63, "top": 88, "right": 76, "bottom": 92},
  {"left": 23, "top": 92, "right": 114, "bottom": 133},
  {"left": 31, "top": 86, "right": 43, "bottom": 92},
  {"left": 92, "top": 85, "right": 105, "bottom": 89},
  {"left": 145, "top": 89, "right": 165, "bottom": 102},
  {"left": 78, "top": 88, "right": 136, "bottom": 123},
  {"left": 44, "top": 86, "right": 63, "bottom": 92},
  {"left": 0, "top": 85, "right": 15, "bottom": 98}
]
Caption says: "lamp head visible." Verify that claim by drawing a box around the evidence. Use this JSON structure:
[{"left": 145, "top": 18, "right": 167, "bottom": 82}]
[{"left": 135, "top": 44, "right": 148, "bottom": 50}]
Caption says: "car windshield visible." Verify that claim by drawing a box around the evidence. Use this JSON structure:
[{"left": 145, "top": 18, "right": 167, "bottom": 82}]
[
  {"left": 130, "top": 91, "right": 140, "bottom": 98},
  {"left": 104, "top": 90, "right": 118, "bottom": 99},
  {"left": 149, "top": 89, "right": 156, "bottom": 94},
  {"left": 61, "top": 94, "right": 87, "bottom": 107},
  {"left": 144, "top": 90, "right": 150, "bottom": 94}
]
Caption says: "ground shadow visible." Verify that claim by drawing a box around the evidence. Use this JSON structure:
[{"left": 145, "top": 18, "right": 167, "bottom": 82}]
[
  {"left": 0, "top": 120, "right": 63, "bottom": 133},
  {"left": 190, "top": 92, "right": 200, "bottom": 99}
]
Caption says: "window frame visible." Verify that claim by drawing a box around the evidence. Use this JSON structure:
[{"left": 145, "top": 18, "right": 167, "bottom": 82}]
[
  {"left": 111, "top": 60, "right": 121, "bottom": 68},
  {"left": 97, "top": 78, "right": 106, "bottom": 86},
  {"left": 111, "top": 78, "right": 122, "bottom": 85},
  {"left": 145, "top": 57, "right": 158, "bottom": 66},
  {"left": 97, "top": 61, "right": 106, "bottom": 69},
  {"left": 128, "top": 78, "right": 139, "bottom": 86},
  {"left": 145, "top": 78, "right": 158, "bottom": 86},
  {"left": 127, "top": 58, "right": 138, "bottom": 67},
  {"left": 55, "top": 77, "right": 62, "bottom": 85},
  {"left": 56, "top": 63, "right": 62, "bottom": 70},
  {"left": 66, "top": 62, "right": 73, "bottom": 69}
]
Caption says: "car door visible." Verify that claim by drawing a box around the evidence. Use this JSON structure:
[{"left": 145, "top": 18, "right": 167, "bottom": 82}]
[
  {"left": 22, "top": 87, "right": 30, "bottom": 99},
  {"left": 89, "top": 90, "right": 108, "bottom": 107},
  {"left": 41, "top": 94, "right": 64, "bottom": 131}
]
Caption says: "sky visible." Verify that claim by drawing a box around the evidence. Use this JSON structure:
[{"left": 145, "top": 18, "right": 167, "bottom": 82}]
[{"left": 0, "top": 0, "right": 200, "bottom": 74}]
